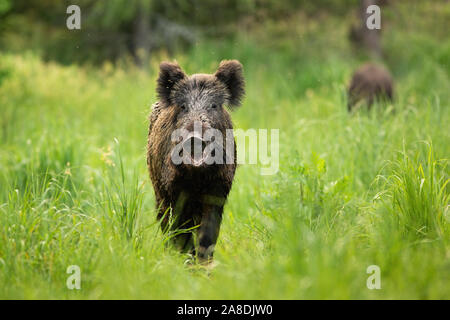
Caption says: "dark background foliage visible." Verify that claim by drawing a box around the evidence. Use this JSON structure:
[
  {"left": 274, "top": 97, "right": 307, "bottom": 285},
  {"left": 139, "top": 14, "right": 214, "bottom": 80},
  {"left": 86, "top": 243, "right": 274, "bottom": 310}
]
[{"left": 0, "top": 0, "right": 362, "bottom": 64}]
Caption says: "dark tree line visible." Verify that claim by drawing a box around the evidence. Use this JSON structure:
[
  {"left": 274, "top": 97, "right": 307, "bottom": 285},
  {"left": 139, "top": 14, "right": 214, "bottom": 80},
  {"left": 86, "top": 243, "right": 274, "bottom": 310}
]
[{"left": 0, "top": 0, "right": 360, "bottom": 65}]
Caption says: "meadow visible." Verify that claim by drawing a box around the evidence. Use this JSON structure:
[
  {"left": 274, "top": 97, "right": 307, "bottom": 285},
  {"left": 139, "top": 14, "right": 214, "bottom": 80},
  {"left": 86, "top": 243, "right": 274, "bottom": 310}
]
[{"left": 0, "top": 3, "right": 449, "bottom": 299}]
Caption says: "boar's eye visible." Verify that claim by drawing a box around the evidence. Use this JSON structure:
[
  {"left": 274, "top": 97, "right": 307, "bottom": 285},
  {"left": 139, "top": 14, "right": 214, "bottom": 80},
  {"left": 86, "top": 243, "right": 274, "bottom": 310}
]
[
  {"left": 180, "top": 104, "right": 186, "bottom": 111},
  {"left": 211, "top": 104, "right": 217, "bottom": 109}
]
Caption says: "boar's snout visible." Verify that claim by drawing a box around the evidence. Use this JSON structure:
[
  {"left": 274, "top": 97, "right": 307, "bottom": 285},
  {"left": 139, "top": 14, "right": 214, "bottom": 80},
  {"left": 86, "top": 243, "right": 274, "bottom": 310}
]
[{"left": 182, "top": 132, "right": 208, "bottom": 167}]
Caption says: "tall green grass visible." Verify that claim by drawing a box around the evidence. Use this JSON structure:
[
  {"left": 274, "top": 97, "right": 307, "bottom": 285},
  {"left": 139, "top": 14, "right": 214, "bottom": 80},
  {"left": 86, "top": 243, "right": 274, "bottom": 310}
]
[{"left": 0, "top": 2, "right": 449, "bottom": 299}]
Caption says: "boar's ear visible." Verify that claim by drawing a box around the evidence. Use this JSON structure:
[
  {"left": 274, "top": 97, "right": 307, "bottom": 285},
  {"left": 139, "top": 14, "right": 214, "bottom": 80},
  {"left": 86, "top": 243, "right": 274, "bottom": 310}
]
[
  {"left": 157, "top": 61, "right": 186, "bottom": 105},
  {"left": 215, "top": 60, "right": 245, "bottom": 108}
]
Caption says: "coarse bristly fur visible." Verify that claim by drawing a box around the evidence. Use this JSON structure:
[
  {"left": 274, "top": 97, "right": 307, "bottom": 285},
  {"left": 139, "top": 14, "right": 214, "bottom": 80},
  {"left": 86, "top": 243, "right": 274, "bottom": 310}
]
[{"left": 147, "top": 60, "right": 245, "bottom": 263}]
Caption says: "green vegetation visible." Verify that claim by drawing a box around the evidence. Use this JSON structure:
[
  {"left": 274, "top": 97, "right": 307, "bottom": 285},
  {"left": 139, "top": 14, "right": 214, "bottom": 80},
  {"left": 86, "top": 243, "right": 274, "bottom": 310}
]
[{"left": 0, "top": 2, "right": 449, "bottom": 299}]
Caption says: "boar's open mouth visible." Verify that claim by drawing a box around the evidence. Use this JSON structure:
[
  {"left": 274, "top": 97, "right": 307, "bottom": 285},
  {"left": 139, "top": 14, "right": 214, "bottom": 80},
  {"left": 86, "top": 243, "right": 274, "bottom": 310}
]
[{"left": 180, "top": 132, "right": 226, "bottom": 168}]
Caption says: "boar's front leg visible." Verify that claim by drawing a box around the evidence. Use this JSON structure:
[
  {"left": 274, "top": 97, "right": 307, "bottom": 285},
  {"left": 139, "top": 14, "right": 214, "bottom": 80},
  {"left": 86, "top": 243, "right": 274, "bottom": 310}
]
[{"left": 196, "top": 196, "right": 225, "bottom": 262}]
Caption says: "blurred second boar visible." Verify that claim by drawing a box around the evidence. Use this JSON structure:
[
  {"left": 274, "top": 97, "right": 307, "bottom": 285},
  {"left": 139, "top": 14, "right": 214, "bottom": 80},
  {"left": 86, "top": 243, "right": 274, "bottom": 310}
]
[{"left": 347, "top": 63, "right": 394, "bottom": 111}]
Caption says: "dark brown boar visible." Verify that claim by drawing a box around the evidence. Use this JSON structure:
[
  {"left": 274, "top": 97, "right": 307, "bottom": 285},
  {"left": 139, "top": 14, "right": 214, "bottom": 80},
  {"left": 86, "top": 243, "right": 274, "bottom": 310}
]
[
  {"left": 147, "top": 60, "right": 245, "bottom": 262},
  {"left": 347, "top": 63, "right": 394, "bottom": 111}
]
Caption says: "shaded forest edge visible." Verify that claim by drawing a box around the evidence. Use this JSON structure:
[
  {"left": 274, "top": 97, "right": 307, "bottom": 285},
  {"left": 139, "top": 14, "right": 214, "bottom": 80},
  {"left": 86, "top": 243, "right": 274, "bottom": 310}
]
[{"left": 0, "top": 0, "right": 416, "bottom": 66}]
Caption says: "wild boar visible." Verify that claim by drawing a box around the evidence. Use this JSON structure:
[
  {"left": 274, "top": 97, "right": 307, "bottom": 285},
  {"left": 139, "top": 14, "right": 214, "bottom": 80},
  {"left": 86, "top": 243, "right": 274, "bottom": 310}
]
[
  {"left": 347, "top": 63, "right": 393, "bottom": 111},
  {"left": 147, "top": 60, "right": 245, "bottom": 262}
]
